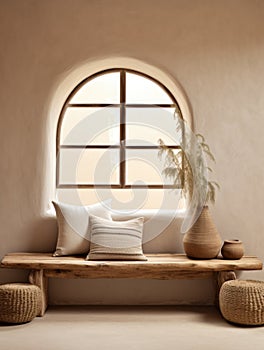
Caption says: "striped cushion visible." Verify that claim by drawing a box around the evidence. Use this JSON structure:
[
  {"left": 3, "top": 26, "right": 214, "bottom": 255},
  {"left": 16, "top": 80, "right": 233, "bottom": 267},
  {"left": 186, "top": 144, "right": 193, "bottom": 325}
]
[{"left": 87, "top": 215, "right": 147, "bottom": 261}]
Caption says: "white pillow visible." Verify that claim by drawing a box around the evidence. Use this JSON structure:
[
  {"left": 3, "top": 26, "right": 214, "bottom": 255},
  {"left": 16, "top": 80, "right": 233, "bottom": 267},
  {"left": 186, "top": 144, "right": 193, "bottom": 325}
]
[
  {"left": 87, "top": 215, "right": 147, "bottom": 261},
  {"left": 52, "top": 201, "right": 111, "bottom": 256}
]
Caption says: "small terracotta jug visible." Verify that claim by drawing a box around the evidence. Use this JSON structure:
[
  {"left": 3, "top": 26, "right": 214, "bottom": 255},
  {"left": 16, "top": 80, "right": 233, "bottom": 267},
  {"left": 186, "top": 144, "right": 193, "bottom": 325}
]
[{"left": 221, "top": 239, "right": 244, "bottom": 260}]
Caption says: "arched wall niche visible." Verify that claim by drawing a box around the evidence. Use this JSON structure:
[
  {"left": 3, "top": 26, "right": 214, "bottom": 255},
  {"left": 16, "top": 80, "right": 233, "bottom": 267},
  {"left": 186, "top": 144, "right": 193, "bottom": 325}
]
[{"left": 43, "top": 56, "right": 193, "bottom": 213}]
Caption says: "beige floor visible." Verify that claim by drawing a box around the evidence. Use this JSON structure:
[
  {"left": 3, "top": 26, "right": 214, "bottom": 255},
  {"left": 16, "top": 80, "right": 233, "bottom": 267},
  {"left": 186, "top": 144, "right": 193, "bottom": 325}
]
[{"left": 0, "top": 306, "right": 264, "bottom": 350}]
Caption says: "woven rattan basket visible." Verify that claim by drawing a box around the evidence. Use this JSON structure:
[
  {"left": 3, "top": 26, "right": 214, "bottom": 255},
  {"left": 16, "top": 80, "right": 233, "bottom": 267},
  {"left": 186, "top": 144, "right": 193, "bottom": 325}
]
[
  {"left": 0, "top": 283, "right": 41, "bottom": 324},
  {"left": 219, "top": 279, "right": 264, "bottom": 326}
]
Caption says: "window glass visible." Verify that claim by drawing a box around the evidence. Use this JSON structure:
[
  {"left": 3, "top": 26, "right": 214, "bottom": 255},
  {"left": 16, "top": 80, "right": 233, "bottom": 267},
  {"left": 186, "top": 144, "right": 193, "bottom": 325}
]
[
  {"left": 59, "top": 148, "right": 120, "bottom": 185},
  {"left": 60, "top": 107, "right": 120, "bottom": 145},
  {"left": 126, "top": 107, "right": 177, "bottom": 146},
  {"left": 57, "top": 188, "right": 183, "bottom": 210},
  {"left": 70, "top": 72, "right": 120, "bottom": 104},
  {"left": 126, "top": 72, "right": 172, "bottom": 104},
  {"left": 126, "top": 149, "right": 178, "bottom": 185}
]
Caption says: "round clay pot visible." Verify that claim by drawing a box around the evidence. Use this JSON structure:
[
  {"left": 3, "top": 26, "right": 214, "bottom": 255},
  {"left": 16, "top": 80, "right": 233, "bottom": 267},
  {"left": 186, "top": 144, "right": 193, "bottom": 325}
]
[
  {"left": 221, "top": 239, "right": 244, "bottom": 260},
  {"left": 183, "top": 206, "right": 222, "bottom": 259}
]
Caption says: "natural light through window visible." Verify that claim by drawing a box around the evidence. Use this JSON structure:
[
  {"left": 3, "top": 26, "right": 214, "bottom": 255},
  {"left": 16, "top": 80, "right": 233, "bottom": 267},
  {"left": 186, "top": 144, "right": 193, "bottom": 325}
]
[{"left": 57, "top": 69, "right": 184, "bottom": 209}]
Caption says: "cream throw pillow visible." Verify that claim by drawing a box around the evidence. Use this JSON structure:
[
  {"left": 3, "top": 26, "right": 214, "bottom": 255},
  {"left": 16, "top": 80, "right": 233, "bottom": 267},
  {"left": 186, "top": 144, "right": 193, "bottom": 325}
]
[
  {"left": 53, "top": 201, "right": 111, "bottom": 256},
  {"left": 87, "top": 215, "right": 147, "bottom": 261}
]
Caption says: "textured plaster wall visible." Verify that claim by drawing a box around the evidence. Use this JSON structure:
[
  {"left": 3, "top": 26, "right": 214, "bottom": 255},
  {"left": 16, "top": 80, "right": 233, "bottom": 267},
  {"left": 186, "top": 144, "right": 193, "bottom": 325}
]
[{"left": 1, "top": 0, "right": 264, "bottom": 305}]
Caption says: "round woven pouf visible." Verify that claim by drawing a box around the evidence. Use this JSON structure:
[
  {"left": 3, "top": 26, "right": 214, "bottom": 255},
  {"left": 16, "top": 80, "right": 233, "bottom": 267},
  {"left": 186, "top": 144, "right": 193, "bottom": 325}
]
[
  {"left": 219, "top": 280, "right": 264, "bottom": 326},
  {"left": 0, "top": 283, "right": 41, "bottom": 324}
]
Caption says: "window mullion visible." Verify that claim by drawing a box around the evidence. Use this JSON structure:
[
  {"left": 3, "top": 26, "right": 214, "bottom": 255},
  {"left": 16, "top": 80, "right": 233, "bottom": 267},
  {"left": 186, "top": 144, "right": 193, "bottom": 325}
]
[{"left": 120, "top": 70, "right": 126, "bottom": 188}]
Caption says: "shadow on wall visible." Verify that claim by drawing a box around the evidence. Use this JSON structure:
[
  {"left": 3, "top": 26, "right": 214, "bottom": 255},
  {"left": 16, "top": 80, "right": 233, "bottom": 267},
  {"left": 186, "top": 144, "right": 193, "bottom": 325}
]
[
  {"left": 1, "top": 215, "right": 58, "bottom": 257},
  {"left": 0, "top": 215, "right": 57, "bottom": 284},
  {"left": 27, "top": 215, "right": 58, "bottom": 252}
]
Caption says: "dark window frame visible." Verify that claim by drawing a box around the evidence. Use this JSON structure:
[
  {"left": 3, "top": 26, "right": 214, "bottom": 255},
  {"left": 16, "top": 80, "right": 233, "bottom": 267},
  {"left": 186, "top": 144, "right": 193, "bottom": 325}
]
[{"left": 56, "top": 68, "right": 183, "bottom": 189}]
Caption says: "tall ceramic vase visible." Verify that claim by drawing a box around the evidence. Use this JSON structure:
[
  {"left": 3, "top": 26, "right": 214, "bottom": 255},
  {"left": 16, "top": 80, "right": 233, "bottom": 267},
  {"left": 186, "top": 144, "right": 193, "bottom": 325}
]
[{"left": 183, "top": 206, "right": 222, "bottom": 259}]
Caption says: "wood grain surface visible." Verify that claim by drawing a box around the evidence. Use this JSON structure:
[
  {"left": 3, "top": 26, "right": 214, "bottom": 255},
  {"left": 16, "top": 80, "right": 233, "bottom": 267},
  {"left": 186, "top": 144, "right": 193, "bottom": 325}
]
[{"left": 1, "top": 253, "right": 262, "bottom": 280}]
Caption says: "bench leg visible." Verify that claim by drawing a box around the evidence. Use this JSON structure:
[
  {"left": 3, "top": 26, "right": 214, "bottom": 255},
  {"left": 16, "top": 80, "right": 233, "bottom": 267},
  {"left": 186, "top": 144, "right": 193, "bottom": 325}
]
[
  {"left": 215, "top": 271, "right": 236, "bottom": 308},
  {"left": 29, "top": 269, "right": 48, "bottom": 316}
]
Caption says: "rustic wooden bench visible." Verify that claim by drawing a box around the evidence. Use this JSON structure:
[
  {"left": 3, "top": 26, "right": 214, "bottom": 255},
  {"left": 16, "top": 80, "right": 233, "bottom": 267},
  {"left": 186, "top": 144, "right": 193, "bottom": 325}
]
[{"left": 1, "top": 252, "right": 262, "bottom": 316}]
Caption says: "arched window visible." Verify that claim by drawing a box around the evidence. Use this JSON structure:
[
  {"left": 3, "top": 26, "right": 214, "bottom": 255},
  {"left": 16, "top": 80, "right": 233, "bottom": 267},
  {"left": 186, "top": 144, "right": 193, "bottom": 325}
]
[{"left": 56, "top": 68, "right": 184, "bottom": 209}]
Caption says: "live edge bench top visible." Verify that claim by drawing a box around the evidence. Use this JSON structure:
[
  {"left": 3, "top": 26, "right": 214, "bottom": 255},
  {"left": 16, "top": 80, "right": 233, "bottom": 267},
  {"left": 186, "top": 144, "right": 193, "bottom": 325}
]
[
  {"left": 1, "top": 252, "right": 262, "bottom": 317},
  {"left": 1, "top": 252, "right": 262, "bottom": 280}
]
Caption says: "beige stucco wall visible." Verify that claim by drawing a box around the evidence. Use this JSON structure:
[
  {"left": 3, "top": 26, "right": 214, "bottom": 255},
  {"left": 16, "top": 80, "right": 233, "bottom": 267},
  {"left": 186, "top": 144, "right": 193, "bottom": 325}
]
[{"left": 1, "top": 0, "right": 264, "bottom": 305}]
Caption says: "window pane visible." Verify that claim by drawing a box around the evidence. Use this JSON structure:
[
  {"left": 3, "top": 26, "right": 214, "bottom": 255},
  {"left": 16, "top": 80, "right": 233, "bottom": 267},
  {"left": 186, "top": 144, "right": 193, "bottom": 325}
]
[
  {"left": 126, "top": 149, "right": 178, "bottom": 185},
  {"left": 126, "top": 107, "right": 179, "bottom": 146},
  {"left": 70, "top": 72, "right": 120, "bottom": 104},
  {"left": 109, "top": 189, "right": 182, "bottom": 210},
  {"left": 57, "top": 188, "right": 183, "bottom": 210},
  {"left": 60, "top": 107, "right": 120, "bottom": 146},
  {"left": 126, "top": 73, "right": 173, "bottom": 104},
  {"left": 59, "top": 148, "right": 120, "bottom": 185}
]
